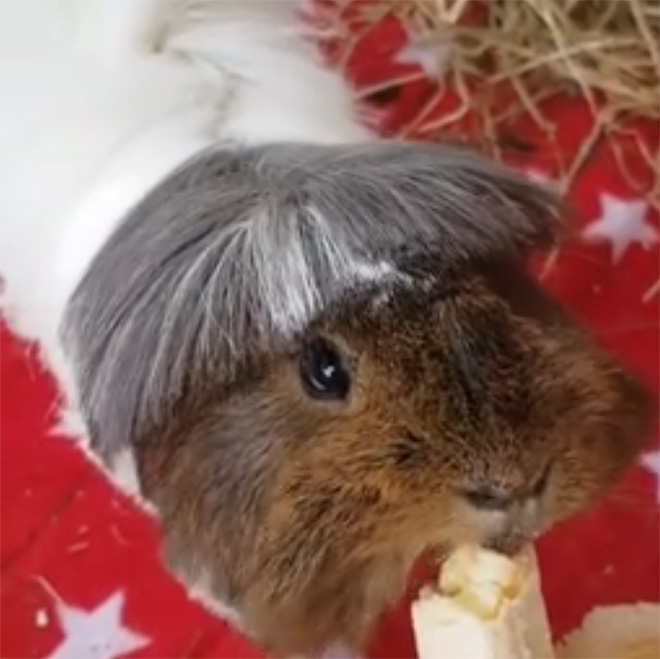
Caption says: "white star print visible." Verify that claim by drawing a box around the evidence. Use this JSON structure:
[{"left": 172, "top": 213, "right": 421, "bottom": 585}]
[
  {"left": 640, "top": 450, "right": 660, "bottom": 504},
  {"left": 395, "top": 30, "right": 449, "bottom": 78},
  {"left": 582, "top": 193, "right": 658, "bottom": 262},
  {"left": 36, "top": 580, "right": 150, "bottom": 659}
]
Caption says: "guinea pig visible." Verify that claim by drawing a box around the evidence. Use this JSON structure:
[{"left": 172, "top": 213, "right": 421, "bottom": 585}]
[
  {"left": 63, "top": 142, "right": 652, "bottom": 656},
  {"left": 0, "top": 2, "right": 653, "bottom": 658}
]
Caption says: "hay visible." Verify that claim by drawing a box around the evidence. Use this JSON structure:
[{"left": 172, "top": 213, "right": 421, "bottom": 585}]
[{"left": 329, "top": 0, "right": 660, "bottom": 208}]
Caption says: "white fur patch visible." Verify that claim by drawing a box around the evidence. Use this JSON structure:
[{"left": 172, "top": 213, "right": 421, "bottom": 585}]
[
  {"left": 186, "top": 570, "right": 246, "bottom": 631},
  {"left": 108, "top": 447, "right": 142, "bottom": 498},
  {"left": 0, "top": 0, "right": 368, "bottom": 407}
]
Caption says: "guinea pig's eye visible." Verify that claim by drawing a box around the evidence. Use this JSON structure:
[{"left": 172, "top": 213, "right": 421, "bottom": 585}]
[{"left": 299, "top": 339, "right": 350, "bottom": 400}]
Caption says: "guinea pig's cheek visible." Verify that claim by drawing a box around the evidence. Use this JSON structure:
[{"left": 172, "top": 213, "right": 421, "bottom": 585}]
[
  {"left": 546, "top": 458, "right": 598, "bottom": 520},
  {"left": 531, "top": 495, "right": 560, "bottom": 536}
]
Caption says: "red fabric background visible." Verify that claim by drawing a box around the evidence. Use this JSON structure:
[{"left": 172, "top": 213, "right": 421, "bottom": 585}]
[{"left": 1, "top": 10, "right": 658, "bottom": 659}]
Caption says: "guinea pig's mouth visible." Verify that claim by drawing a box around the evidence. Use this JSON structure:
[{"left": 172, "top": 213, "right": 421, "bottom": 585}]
[
  {"left": 482, "top": 532, "right": 534, "bottom": 557},
  {"left": 420, "top": 528, "right": 537, "bottom": 569}
]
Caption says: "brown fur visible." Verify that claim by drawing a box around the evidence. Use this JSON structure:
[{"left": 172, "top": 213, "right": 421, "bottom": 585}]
[{"left": 137, "top": 260, "right": 652, "bottom": 657}]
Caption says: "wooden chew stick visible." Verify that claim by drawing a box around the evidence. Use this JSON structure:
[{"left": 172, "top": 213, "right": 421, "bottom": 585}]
[{"left": 411, "top": 545, "right": 554, "bottom": 659}]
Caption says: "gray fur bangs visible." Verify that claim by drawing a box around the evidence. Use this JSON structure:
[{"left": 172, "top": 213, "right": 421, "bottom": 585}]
[{"left": 62, "top": 141, "right": 562, "bottom": 459}]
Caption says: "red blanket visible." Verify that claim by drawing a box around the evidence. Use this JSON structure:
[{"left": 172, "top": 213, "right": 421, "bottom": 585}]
[{"left": 1, "top": 12, "right": 658, "bottom": 659}]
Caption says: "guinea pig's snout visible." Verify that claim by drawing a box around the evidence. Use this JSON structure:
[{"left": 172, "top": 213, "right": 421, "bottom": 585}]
[
  {"left": 481, "top": 497, "right": 546, "bottom": 556},
  {"left": 463, "top": 464, "right": 552, "bottom": 556},
  {"left": 462, "top": 461, "right": 552, "bottom": 511}
]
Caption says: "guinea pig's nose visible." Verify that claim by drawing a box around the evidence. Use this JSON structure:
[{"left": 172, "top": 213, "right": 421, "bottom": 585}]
[
  {"left": 463, "top": 462, "right": 553, "bottom": 510},
  {"left": 462, "top": 485, "right": 513, "bottom": 510}
]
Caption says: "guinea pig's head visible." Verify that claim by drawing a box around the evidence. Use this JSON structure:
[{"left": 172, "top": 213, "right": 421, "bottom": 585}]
[{"left": 63, "top": 143, "right": 654, "bottom": 655}]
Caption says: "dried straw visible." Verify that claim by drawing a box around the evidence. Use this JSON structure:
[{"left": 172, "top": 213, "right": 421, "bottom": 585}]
[{"left": 328, "top": 0, "right": 660, "bottom": 209}]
